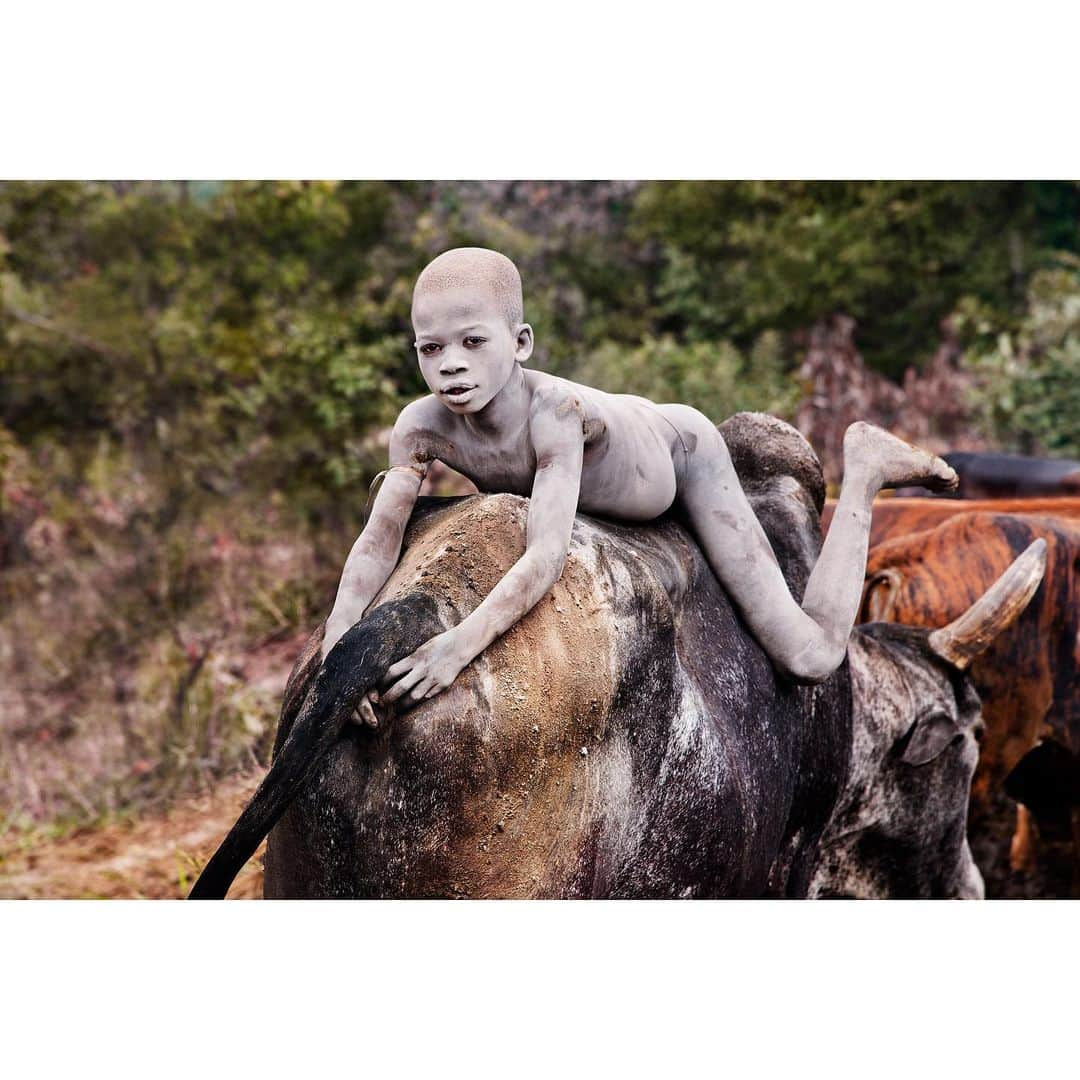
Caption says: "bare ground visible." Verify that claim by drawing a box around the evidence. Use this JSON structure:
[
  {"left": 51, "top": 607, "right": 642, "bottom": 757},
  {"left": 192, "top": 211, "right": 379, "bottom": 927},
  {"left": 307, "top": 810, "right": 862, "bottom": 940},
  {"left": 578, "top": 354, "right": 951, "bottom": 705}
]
[{"left": 0, "top": 771, "right": 264, "bottom": 899}]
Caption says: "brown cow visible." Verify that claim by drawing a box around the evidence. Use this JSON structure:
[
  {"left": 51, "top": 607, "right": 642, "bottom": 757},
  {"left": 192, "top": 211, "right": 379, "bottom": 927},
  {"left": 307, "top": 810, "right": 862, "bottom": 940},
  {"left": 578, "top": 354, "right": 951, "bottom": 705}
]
[
  {"left": 821, "top": 496, "right": 1080, "bottom": 548},
  {"left": 861, "top": 511, "right": 1080, "bottom": 896}
]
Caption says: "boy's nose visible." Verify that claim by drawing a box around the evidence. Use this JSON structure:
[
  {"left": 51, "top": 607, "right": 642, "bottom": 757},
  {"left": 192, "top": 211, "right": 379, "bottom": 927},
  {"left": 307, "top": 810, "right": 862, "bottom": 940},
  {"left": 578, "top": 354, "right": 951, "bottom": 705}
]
[{"left": 439, "top": 351, "right": 469, "bottom": 375}]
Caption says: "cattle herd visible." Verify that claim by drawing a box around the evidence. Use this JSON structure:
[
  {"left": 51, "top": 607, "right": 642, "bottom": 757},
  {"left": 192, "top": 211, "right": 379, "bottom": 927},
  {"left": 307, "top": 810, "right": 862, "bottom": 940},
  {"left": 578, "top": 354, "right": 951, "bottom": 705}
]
[{"left": 191, "top": 418, "right": 1080, "bottom": 899}]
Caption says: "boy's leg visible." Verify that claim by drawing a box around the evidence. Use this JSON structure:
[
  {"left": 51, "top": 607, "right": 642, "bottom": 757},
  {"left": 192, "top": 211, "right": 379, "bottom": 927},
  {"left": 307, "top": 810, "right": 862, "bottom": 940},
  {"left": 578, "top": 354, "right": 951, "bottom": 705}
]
[
  {"left": 799, "top": 421, "right": 956, "bottom": 669},
  {"left": 672, "top": 411, "right": 956, "bottom": 682}
]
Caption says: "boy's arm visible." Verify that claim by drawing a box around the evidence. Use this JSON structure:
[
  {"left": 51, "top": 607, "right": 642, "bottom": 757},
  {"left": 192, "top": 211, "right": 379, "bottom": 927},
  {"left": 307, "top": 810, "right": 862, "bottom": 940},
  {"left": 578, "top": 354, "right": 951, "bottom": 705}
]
[
  {"left": 320, "top": 413, "right": 430, "bottom": 662},
  {"left": 378, "top": 391, "right": 585, "bottom": 707}
]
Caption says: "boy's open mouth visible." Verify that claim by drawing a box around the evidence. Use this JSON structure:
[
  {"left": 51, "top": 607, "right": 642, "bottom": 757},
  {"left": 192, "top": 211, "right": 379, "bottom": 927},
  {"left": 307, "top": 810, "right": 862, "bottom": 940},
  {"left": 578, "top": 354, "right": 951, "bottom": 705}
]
[{"left": 441, "top": 384, "right": 476, "bottom": 401}]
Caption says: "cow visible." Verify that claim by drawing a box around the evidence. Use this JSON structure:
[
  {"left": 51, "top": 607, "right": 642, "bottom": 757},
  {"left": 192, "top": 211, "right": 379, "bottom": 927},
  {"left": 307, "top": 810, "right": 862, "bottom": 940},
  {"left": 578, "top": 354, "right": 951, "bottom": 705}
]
[
  {"left": 861, "top": 511, "right": 1080, "bottom": 896},
  {"left": 821, "top": 495, "right": 1080, "bottom": 548},
  {"left": 189, "top": 417, "right": 1044, "bottom": 900},
  {"left": 866, "top": 452, "right": 1080, "bottom": 501},
  {"left": 943, "top": 451, "right": 1080, "bottom": 500}
]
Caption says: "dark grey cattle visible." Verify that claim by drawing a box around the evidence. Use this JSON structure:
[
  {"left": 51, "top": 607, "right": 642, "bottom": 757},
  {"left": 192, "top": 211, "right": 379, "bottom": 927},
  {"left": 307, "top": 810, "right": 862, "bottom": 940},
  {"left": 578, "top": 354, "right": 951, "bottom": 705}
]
[
  {"left": 190, "top": 417, "right": 1043, "bottom": 899},
  {"left": 943, "top": 451, "right": 1080, "bottom": 499},
  {"left": 812, "top": 626, "right": 987, "bottom": 898}
]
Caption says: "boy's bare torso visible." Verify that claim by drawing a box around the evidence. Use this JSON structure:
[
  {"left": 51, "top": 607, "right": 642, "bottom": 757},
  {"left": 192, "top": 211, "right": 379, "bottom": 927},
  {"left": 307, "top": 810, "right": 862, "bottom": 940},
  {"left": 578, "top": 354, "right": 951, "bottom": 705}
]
[
  {"left": 322, "top": 246, "right": 958, "bottom": 722},
  {"left": 397, "top": 370, "right": 683, "bottom": 522}
]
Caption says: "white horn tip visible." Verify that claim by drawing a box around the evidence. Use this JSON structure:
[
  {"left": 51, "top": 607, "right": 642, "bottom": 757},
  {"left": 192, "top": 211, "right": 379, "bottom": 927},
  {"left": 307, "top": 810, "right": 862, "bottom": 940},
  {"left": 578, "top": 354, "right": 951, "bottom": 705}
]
[{"left": 928, "top": 538, "right": 1047, "bottom": 669}]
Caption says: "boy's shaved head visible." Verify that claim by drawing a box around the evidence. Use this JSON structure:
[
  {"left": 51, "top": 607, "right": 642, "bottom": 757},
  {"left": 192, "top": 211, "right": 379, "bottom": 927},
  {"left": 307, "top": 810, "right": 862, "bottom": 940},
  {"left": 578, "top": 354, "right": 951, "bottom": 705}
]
[{"left": 413, "top": 247, "right": 524, "bottom": 328}]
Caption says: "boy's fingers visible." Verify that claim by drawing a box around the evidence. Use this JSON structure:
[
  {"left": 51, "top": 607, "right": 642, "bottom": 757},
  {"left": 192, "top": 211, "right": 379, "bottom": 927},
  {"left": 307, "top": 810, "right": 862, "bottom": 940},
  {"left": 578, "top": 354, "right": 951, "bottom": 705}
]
[
  {"left": 358, "top": 697, "right": 379, "bottom": 728},
  {"left": 382, "top": 660, "right": 410, "bottom": 686},
  {"left": 382, "top": 667, "right": 424, "bottom": 704},
  {"left": 384, "top": 655, "right": 416, "bottom": 682},
  {"left": 410, "top": 678, "right": 435, "bottom": 703}
]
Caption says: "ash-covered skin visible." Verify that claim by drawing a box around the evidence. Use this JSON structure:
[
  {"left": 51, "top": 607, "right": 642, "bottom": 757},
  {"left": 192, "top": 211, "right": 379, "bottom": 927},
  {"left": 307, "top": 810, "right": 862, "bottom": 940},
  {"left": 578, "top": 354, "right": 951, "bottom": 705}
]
[{"left": 319, "top": 247, "right": 959, "bottom": 723}]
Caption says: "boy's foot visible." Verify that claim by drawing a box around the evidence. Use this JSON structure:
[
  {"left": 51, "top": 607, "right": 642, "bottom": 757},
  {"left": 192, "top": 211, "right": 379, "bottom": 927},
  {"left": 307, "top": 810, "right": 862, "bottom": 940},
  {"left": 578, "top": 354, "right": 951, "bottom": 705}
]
[{"left": 843, "top": 422, "right": 959, "bottom": 493}]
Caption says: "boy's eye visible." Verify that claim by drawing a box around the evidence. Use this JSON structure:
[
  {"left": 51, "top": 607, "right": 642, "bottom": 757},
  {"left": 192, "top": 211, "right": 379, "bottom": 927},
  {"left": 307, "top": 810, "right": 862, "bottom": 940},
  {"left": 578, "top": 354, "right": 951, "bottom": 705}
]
[
  {"left": 463, "top": 336, "right": 486, "bottom": 348},
  {"left": 419, "top": 343, "right": 442, "bottom": 356}
]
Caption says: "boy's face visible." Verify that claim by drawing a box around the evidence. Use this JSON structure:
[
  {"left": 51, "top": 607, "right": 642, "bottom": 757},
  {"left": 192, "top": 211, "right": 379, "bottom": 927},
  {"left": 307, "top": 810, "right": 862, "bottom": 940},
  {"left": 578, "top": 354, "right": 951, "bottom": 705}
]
[{"left": 412, "top": 283, "right": 531, "bottom": 414}]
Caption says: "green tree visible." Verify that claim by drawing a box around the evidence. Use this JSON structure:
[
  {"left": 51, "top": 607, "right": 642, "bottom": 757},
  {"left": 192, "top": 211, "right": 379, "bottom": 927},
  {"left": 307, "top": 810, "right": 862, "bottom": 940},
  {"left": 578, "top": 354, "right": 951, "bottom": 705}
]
[
  {"left": 961, "top": 259, "right": 1080, "bottom": 457},
  {"left": 575, "top": 330, "right": 797, "bottom": 424},
  {"left": 631, "top": 180, "right": 1080, "bottom": 379},
  {"left": 0, "top": 181, "right": 423, "bottom": 519}
]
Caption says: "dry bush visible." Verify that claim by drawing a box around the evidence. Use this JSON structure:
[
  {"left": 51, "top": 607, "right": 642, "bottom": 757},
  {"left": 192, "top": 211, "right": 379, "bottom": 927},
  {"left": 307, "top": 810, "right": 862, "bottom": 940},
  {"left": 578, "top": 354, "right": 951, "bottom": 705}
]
[
  {"left": 0, "top": 435, "right": 335, "bottom": 832},
  {"left": 795, "top": 315, "right": 988, "bottom": 488}
]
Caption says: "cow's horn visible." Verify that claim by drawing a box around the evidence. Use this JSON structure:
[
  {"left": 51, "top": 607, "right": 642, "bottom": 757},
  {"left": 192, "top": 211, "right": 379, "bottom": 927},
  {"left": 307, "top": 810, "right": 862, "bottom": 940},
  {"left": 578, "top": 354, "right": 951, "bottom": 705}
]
[{"left": 927, "top": 539, "right": 1047, "bottom": 669}]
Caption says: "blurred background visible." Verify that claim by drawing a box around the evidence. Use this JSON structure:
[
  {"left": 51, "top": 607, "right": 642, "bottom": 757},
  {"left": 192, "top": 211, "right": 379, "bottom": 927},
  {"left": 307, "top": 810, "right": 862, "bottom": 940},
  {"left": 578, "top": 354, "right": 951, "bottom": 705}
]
[{"left": 1, "top": 180, "right": 1078, "bottom": 897}]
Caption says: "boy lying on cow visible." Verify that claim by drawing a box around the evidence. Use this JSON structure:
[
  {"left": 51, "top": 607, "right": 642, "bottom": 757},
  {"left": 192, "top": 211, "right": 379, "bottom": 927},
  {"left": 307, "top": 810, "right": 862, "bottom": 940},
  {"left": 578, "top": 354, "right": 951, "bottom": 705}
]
[{"left": 320, "top": 247, "right": 957, "bottom": 724}]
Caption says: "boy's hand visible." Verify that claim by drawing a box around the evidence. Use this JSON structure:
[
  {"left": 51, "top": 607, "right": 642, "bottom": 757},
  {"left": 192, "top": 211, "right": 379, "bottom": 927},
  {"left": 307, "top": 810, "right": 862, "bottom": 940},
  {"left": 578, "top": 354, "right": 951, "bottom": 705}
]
[
  {"left": 351, "top": 687, "right": 390, "bottom": 729},
  {"left": 379, "top": 628, "right": 473, "bottom": 709},
  {"left": 345, "top": 627, "right": 471, "bottom": 728}
]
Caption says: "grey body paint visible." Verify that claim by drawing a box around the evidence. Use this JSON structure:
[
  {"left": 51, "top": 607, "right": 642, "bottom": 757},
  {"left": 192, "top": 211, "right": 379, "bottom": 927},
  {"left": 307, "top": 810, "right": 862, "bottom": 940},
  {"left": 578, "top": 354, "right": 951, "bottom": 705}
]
[{"left": 321, "top": 247, "right": 959, "bottom": 710}]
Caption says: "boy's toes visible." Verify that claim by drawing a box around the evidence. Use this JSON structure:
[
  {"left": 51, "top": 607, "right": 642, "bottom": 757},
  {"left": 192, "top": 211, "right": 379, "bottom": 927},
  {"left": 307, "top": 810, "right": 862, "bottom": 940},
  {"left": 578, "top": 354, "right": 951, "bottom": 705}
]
[
  {"left": 923, "top": 460, "right": 959, "bottom": 493},
  {"left": 894, "top": 447, "right": 958, "bottom": 492}
]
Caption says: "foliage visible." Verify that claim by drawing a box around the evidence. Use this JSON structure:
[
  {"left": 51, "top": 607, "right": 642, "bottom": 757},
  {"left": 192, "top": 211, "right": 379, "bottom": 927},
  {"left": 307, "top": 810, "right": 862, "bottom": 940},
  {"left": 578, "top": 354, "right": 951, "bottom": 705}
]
[
  {"left": 2, "top": 179, "right": 1080, "bottom": 830},
  {"left": 631, "top": 180, "right": 1080, "bottom": 379},
  {"left": 576, "top": 330, "right": 798, "bottom": 423},
  {"left": 960, "top": 260, "right": 1080, "bottom": 457},
  {"left": 0, "top": 429, "right": 333, "bottom": 826},
  {"left": 0, "top": 181, "right": 418, "bottom": 522},
  {"left": 4, "top": 179, "right": 1079, "bottom": 507}
]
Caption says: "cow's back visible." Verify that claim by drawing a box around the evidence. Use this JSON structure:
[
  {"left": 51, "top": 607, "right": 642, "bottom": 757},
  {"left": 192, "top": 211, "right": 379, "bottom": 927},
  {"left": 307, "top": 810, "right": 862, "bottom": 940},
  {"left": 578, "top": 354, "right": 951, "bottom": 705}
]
[
  {"left": 944, "top": 451, "right": 1080, "bottom": 499},
  {"left": 821, "top": 496, "right": 1080, "bottom": 547},
  {"left": 264, "top": 487, "right": 850, "bottom": 898}
]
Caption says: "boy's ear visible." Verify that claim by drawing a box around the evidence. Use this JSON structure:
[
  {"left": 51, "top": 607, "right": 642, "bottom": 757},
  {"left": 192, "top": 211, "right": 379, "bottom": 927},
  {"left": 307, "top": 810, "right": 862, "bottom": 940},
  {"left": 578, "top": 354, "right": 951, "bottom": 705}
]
[{"left": 515, "top": 323, "right": 534, "bottom": 364}]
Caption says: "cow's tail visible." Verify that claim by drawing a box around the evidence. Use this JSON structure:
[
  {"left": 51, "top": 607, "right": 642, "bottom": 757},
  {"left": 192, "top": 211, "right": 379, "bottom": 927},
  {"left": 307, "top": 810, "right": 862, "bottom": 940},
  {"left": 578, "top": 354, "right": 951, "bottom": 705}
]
[{"left": 188, "top": 593, "right": 442, "bottom": 899}]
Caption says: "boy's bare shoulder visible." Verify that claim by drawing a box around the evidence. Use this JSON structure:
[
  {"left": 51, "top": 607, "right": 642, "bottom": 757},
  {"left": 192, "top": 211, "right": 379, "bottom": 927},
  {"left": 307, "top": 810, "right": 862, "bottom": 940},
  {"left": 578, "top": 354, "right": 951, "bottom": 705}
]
[
  {"left": 389, "top": 395, "right": 458, "bottom": 466},
  {"left": 394, "top": 394, "right": 451, "bottom": 432},
  {"left": 525, "top": 371, "right": 606, "bottom": 440},
  {"left": 525, "top": 369, "right": 583, "bottom": 398}
]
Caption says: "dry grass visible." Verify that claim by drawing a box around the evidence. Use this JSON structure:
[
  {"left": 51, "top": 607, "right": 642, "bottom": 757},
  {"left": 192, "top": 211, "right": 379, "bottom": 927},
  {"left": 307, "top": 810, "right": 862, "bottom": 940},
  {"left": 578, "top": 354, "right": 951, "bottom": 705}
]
[{"left": 0, "top": 434, "right": 335, "bottom": 835}]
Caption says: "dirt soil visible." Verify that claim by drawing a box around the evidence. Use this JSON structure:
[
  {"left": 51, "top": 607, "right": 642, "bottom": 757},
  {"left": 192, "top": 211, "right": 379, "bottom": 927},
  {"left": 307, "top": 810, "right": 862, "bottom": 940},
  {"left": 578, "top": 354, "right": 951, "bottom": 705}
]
[
  {"left": 1, "top": 766, "right": 1072, "bottom": 898},
  {"left": 0, "top": 772, "right": 264, "bottom": 899}
]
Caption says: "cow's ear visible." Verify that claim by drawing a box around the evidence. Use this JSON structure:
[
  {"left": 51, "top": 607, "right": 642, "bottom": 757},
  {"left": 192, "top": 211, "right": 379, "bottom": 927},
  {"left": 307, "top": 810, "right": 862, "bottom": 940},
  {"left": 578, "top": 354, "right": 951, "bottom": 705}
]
[
  {"left": 901, "top": 712, "right": 960, "bottom": 765},
  {"left": 864, "top": 568, "right": 902, "bottom": 622}
]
